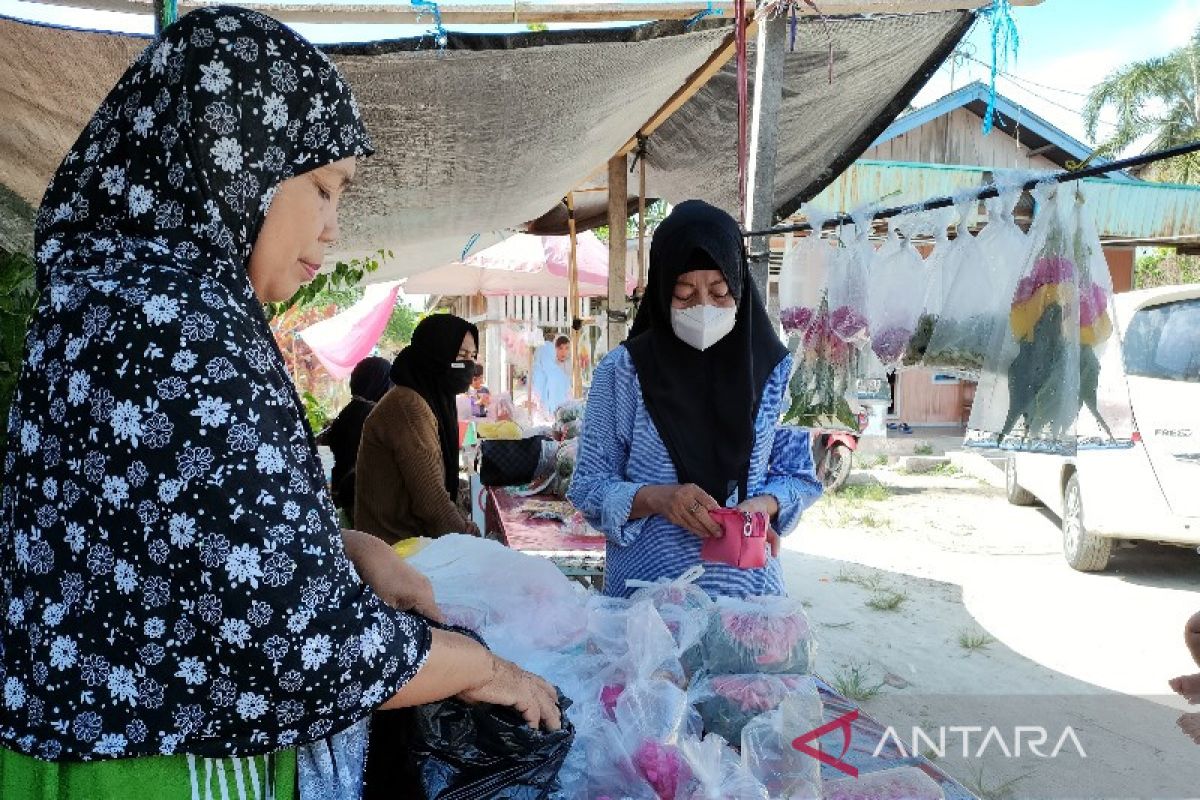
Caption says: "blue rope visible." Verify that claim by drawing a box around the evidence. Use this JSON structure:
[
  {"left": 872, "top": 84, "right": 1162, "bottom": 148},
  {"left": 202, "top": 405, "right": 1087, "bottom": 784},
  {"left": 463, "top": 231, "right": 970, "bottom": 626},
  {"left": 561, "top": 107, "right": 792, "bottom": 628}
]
[
  {"left": 460, "top": 233, "right": 481, "bottom": 261},
  {"left": 411, "top": 0, "right": 449, "bottom": 48},
  {"left": 980, "top": 0, "right": 1019, "bottom": 135},
  {"left": 686, "top": 0, "right": 716, "bottom": 28}
]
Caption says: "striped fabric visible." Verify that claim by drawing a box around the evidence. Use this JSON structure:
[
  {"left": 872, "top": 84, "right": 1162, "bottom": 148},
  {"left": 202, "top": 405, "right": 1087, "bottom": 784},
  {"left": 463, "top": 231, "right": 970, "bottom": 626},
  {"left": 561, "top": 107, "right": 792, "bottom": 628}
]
[{"left": 569, "top": 346, "right": 822, "bottom": 599}]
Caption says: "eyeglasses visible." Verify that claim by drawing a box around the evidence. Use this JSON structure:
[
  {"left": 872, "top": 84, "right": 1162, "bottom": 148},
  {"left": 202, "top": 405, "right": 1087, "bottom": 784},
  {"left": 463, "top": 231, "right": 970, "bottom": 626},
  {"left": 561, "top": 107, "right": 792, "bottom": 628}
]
[{"left": 457, "top": 349, "right": 478, "bottom": 360}]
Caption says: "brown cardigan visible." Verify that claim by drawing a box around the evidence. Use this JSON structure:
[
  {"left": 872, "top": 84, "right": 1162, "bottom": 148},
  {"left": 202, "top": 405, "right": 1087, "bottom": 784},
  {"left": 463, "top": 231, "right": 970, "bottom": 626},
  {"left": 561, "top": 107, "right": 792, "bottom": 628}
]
[{"left": 354, "top": 386, "right": 470, "bottom": 544}]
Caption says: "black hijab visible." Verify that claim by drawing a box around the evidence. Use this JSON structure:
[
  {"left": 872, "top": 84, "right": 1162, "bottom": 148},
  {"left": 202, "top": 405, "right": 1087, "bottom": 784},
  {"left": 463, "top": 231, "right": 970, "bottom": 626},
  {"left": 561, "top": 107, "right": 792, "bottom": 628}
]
[
  {"left": 0, "top": 7, "right": 432, "bottom": 761},
  {"left": 390, "top": 315, "right": 479, "bottom": 496},
  {"left": 350, "top": 355, "right": 393, "bottom": 402},
  {"left": 626, "top": 200, "right": 788, "bottom": 504}
]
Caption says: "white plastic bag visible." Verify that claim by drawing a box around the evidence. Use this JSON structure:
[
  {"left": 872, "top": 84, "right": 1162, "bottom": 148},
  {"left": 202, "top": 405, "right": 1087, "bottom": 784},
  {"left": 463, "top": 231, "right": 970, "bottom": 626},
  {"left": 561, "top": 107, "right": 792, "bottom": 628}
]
[
  {"left": 696, "top": 595, "right": 815, "bottom": 675},
  {"left": 867, "top": 221, "right": 928, "bottom": 368},
  {"left": 741, "top": 691, "right": 824, "bottom": 800},
  {"left": 690, "top": 673, "right": 819, "bottom": 745},
  {"left": 903, "top": 208, "right": 958, "bottom": 368},
  {"left": 778, "top": 206, "right": 834, "bottom": 338},
  {"left": 627, "top": 566, "right": 715, "bottom": 662},
  {"left": 969, "top": 183, "right": 1082, "bottom": 453},
  {"left": 676, "top": 734, "right": 769, "bottom": 800},
  {"left": 922, "top": 200, "right": 1000, "bottom": 376}
]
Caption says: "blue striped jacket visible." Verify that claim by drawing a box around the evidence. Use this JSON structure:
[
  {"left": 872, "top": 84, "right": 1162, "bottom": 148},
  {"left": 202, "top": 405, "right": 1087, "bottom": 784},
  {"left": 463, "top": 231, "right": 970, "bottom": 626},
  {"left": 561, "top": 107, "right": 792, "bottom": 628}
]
[{"left": 568, "top": 345, "right": 822, "bottom": 598}]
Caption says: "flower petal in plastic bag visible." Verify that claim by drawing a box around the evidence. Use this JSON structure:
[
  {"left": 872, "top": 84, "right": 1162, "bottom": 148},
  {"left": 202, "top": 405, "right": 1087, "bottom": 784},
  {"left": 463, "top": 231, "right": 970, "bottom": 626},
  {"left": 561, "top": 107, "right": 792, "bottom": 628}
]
[
  {"left": 696, "top": 595, "right": 815, "bottom": 675},
  {"left": 867, "top": 221, "right": 928, "bottom": 369},
  {"left": 822, "top": 766, "right": 945, "bottom": 800},
  {"left": 676, "top": 734, "right": 769, "bottom": 800},
  {"left": 690, "top": 673, "right": 819, "bottom": 744},
  {"left": 740, "top": 691, "right": 824, "bottom": 800}
]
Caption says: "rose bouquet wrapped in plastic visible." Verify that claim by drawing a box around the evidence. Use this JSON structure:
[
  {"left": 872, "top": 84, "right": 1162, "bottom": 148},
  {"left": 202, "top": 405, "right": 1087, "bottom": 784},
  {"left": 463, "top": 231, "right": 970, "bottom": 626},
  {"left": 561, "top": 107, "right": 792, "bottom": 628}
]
[
  {"left": 690, "top": 674, "right": 819, "bottom": 744},
  {"left": 691, "top": 595, "right": 815, "bottom": 676}
]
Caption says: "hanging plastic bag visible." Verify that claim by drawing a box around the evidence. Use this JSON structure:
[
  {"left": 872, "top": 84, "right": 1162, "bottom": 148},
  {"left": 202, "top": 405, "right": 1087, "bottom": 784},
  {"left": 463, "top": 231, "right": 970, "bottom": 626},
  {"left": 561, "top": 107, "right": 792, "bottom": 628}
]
[
  {"left": 674, "top": 734, "right": 769, "bottom": 800},
  {"left": 921, "top": 200, "right": 993, "bottom": 375},
  {"left": 694, "top": 595, "right": 815, "bottom": 675},
  {"left": 552, "top": 399, "right": 586, "bottom": 441},
  {"left": 822, "top": 766, "right": 946, "bottom": 800},
  {"left": 690, "top": 674, "right": 819, "bottom": 744},
  {"left": 867, "top": 219, "right": 928, "bottom": 369},
  {"left": 969, "top": 183, "right": 1081, "bottom": 453},
  {"left": 902, "top": 208, "right": 957, "bottom": 368},
  {"left": 1071, "top": 185, "right": 1117, "bottom": 442},
  {"left": 830, "top": 207, "right": 874, "bottom": 349},
  {"left": 780, "top": 210, "right": 862, "bottom": 431},
  {"left": 740, "top": 691, "right": 824, "bottom": 800}
]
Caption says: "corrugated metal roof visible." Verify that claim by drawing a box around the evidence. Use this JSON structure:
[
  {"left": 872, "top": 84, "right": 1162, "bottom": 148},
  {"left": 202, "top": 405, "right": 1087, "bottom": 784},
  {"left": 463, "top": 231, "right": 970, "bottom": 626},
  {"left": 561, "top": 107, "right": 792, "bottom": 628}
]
[{"left": 801, "top": 160, "right": 1200, "bottom": 245}]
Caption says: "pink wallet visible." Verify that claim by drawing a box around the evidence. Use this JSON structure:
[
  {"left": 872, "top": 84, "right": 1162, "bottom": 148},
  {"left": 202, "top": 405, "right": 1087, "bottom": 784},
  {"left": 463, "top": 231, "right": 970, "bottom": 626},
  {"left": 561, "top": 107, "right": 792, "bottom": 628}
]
[{"left": 700, "top": 509, "right": 768, "bottom": 569}]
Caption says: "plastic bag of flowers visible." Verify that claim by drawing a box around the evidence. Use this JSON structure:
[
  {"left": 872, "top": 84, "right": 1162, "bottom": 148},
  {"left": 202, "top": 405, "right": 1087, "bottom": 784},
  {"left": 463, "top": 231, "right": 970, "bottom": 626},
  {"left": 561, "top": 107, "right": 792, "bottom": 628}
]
[
  {"left": 968, "top": 183, "right": 1082, "bottom": 453},
  {"left": 740, "top": 691, "right": 825, "bottom": 800},
  {"left": 866, "top": 220, "right": 929, "bottom": 369},
  {"left": 690, "top": 673, "right": 819, "bottom": 744},
  {"left": 694, "top": 595, "right": 815, "bottom": 676}
]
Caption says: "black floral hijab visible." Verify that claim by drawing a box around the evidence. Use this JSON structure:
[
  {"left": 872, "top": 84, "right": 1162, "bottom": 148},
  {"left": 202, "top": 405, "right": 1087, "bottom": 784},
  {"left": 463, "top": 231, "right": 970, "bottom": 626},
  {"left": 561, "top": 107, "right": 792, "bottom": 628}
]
[{"left": 0, "top": 7, "right": 431, "bottom": 761}]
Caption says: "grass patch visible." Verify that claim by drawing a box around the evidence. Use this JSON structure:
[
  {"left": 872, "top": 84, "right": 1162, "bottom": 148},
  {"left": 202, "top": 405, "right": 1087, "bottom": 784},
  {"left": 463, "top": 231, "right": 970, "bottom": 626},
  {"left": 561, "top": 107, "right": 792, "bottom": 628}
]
[
  {"left": 834, "top": 569, "right": 886, "bottom": 592},
  {"left": 838, "top": 483, "right": 892, "bottom": 502},
  {"left": 958, "top": 629, "right": 997, "bottom": 652},
  {"left": 962, "top": 765, "right": 1036, "bottom": 800},
  {"left": 913, "top": 443, "right": 935, "bottom": 456},
  {"left": 860, "top": 454, "right": 889, "bottom": 469},
  {"left": 928, "top": 462, "right": 963, "bottom": 477},
  {"left": 866, "top": 590, "right": 908, "bottom": 612},
  {"left": 855, "top": 512, "right": 888, "bottom": 529},
  {"left": 831, "top": 664, "right": 885, "bottom": 702}
]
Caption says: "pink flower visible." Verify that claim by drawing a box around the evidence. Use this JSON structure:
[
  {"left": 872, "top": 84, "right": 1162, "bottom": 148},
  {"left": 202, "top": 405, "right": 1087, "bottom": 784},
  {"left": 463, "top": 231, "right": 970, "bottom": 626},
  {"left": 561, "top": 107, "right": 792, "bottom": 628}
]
[
  {"left": 720, "top": 611, "right": 808, "bottom": 665},
  {"left": 781, "top": 306, "right": 814, "bottom": 334},
  {"left": 1080, "top": 282, "right": 1108, "bottom": 327},
  {"left": 871, "top": 326, "right": 912, "bottom": 365},
  {"left": 634, "top": 740, "right": 690, "bottom": 799},
  {"left": 1012, "top": 256, "right": 1076, "bottom": 305},
  {"left": 710, "top": 675, "right": 802, "bottom": 712},
  {"left": 829, "top": 305, "right": 868, "bottom": 342},
  {"left": 600, "top": 684, "right": 624, "bottom": 719}
]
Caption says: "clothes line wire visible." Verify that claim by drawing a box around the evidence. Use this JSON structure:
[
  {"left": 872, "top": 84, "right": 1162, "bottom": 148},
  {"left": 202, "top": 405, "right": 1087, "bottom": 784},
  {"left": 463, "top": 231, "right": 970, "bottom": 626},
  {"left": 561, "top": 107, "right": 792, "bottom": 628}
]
[{"left": 744, "top": 137, "right": 1200, "bottom": 238}]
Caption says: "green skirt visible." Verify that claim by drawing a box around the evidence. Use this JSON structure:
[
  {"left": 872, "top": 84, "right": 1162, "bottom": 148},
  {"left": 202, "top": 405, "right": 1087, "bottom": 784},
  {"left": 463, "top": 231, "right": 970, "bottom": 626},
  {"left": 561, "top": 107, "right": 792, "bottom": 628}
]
[{"left": 0, "top": 746, "right": 296, "bottom": 800}]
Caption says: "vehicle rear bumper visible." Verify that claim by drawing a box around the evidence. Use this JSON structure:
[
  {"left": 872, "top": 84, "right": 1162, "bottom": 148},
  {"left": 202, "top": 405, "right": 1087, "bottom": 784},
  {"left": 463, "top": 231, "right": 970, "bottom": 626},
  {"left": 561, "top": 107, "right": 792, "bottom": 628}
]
[{"left": 1092, "top": 515, "right": 1200, "bottom": 545}]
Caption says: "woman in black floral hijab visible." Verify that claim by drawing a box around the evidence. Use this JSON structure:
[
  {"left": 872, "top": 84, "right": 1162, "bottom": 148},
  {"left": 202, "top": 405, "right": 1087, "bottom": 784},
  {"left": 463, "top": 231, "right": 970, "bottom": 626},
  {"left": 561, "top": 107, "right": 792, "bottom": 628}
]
[{"left": 0, "top": 7, "right": 559, "bottom": 798}]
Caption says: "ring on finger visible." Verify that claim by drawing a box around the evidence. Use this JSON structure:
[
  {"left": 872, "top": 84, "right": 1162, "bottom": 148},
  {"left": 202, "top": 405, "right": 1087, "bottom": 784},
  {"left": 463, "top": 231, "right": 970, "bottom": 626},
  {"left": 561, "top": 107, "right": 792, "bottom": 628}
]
[{"left": 688, "top": 501, "right": 701, "bottom": 514}]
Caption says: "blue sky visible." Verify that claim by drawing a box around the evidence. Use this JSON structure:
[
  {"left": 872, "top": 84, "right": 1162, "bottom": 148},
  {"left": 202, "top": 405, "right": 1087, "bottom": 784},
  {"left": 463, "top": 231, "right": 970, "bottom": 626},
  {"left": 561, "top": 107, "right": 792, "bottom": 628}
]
[{"left": 1, "top": 0, "right": 1197, "bottom": 148}]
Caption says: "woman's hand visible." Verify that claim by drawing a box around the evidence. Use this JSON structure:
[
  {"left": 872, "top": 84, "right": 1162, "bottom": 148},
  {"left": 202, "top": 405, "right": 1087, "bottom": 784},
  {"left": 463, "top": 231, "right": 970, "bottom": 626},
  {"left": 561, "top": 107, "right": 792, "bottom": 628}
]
[
  {"left": 736, "top": 494, "right": 781, "bottom": 556},
  {"left": 635, "top": 484, "right": 723, "bottom": 538},
  {"left": 458, "top": 655, "right": 563, "bottom": 732},
  {"left": 341, "top": 529, "right": 444, "bottom": 622}
]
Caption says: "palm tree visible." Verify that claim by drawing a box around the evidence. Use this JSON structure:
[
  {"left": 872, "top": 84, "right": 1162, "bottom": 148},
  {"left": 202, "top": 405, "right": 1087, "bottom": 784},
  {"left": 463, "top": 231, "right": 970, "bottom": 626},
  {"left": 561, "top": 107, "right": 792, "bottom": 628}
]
[{"left": 1083, "top": 25, "right": 1200, "bottom": 184}]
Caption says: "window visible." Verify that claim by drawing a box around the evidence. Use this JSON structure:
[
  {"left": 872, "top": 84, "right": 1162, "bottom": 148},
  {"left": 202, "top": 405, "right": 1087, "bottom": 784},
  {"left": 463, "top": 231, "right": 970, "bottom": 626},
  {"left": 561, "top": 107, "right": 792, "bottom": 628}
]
[{"left": 1122, "top": 298, "right": 1200, "bottom": 383}]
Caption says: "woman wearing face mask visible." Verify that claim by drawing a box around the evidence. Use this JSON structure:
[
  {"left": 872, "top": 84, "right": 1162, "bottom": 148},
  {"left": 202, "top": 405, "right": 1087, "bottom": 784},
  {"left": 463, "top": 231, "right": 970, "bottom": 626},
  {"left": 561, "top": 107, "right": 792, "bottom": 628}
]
[
  {"left": 569, "top": 200, "right": 822, "bottom": 598},
  {"left": 355, "top": 314, "right": 482, "bottom": 543}
]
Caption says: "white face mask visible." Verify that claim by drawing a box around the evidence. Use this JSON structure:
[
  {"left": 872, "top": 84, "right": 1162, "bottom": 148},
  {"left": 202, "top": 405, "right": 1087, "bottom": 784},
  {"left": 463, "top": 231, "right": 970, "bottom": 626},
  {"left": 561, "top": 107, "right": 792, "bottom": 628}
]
[{"left": 670, "top": 303, "right": 737, "bottom": 351}]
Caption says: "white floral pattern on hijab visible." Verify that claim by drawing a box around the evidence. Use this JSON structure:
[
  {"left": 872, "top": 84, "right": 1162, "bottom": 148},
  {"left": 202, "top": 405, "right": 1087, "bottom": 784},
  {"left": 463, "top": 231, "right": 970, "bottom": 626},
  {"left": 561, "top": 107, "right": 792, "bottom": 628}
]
[{"left": 0, "top": 6, "right": 431, "bottom": 761}]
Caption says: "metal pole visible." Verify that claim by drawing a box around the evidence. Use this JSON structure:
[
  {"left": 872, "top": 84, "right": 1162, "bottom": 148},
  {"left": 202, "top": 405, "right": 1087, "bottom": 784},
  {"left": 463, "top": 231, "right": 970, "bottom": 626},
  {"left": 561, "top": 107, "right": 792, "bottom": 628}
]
[
  {"left": 606, "top": 155, "right": 629, "bottom": 349},
  {"left": 743, "top": 12, "right": 787, "bottom": 320}
]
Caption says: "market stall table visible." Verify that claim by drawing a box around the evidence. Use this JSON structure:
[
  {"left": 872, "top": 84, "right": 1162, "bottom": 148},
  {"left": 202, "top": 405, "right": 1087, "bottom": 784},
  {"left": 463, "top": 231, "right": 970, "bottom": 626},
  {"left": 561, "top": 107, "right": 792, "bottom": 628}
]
[{"left": 483, "top": 487, "right": 606, "bottom": 588}]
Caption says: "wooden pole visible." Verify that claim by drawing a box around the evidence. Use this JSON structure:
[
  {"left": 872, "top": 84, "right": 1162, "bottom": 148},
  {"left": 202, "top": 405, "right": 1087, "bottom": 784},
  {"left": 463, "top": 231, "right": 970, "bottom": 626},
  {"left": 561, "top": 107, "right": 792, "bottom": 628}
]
[
  {"left": 606, "top": 154, "right": 629, "bottom": 349},
  {"left": 743, "top": 12, "right": 786, "bottom": 321},
  {"left": 565, "top": 192, "right": 583, "bottom": 398},
  {"left": 637, "top": 138, "right": 648, "bottom": 295}
]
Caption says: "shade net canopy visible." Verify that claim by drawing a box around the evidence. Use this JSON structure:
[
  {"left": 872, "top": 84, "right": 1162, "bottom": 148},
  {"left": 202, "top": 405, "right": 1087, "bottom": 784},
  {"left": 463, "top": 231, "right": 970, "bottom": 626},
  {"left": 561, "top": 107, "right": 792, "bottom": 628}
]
[{"left": 0, "top": 10, "right": 970, "bottom": 278}]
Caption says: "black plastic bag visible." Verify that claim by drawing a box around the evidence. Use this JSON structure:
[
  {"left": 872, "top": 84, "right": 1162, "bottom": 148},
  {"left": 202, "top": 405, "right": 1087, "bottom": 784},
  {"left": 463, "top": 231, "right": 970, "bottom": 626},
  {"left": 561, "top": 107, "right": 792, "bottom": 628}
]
[
  {"left": 364, "top": 692, "right": 575, "bottom": 800},
  {"left": 479, "top": 435, "right": 551, "bottom": 487}
]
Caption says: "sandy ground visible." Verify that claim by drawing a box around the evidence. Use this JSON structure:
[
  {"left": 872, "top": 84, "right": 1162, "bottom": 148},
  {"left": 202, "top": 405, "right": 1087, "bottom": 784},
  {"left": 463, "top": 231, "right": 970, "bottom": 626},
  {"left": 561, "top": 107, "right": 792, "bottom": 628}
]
[{"left": 778, "top": 464, "right": 1200, "bottom": 799}]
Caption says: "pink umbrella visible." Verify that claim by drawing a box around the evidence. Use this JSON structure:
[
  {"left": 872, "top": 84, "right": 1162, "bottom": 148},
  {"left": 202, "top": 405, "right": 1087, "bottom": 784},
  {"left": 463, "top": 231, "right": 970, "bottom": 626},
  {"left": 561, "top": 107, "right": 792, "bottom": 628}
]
[{"left": 402, "top": 232, "right": 636, "bottom": 297}]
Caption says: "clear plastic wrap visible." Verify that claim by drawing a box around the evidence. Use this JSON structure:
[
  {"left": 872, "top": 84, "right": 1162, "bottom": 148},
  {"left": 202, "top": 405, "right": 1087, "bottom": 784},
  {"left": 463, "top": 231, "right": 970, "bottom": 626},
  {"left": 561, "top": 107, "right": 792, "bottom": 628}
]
[
  {"left": 969, "top": 183, "right": 1082, "bottom": 452},
  {"left": 694, "top": 595, "right": 815, "bottom": 675},
  {"left": 831, "top": 208, "right": 875, "bottom": 349},
  {"left": 867, "top": 221, "right": 929, "bottom": 369},
  {"left": 740, "top": 691, "right": 825, "bottom": 800},
  {"left": 904, "top": 207, "right": 961, "bottom": 369},
  {"left": 552, "top": 399, "right": 587, "bottom": 441},
  {"left": 921, "top": 199, "right": 1008, "bottom": 376},
  {"left": 779, "top": 207, "right": 833, "bottom": 338},
  {"left": 1072, "top": 186, "right": 1117, "bottom": 441},
  {"left": 822, "top": 766, "right": 945, "bottom": 800},
  {"left": 627, "top": 567, "right": 715, "bottom": 660},
  {"left": 676, "top": 734, "right": 769, "bottom": 800},
  {"left": 690, "top": 674, "right": 818, "bottom": 745},
  {"left": 552, "top": 438, "right": 578, "bottom": 499}
]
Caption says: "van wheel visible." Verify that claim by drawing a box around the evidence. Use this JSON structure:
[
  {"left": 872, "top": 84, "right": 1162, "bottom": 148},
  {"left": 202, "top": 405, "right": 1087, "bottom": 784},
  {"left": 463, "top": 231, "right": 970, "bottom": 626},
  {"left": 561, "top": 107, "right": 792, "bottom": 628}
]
[
  {"left": 1005, "top": 459, "right": 1037, "bottom": 506},
  {"left": 1062, "top": 474, "right": 1112, "bottom": 572}
]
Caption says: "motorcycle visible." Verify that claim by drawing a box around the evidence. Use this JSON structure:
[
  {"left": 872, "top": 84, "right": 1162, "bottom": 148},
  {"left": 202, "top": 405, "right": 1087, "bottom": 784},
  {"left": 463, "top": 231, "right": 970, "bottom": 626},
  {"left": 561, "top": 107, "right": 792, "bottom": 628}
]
[{"left": 811, "top": 411, "right": 866, "bottom": 493}]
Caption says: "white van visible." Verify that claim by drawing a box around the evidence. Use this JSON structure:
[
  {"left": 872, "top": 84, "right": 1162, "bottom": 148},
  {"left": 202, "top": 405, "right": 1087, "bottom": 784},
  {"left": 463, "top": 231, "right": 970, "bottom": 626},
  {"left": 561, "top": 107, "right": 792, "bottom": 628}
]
[{"left": 1006, "top": 285, "right": 1200, "bottom": 571}]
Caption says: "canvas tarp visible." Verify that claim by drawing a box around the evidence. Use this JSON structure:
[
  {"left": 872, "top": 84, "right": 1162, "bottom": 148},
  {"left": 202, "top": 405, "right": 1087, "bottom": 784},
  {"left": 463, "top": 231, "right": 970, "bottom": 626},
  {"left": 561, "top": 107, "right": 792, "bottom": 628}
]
[{"left": 0, "top": 11, "right": 971, "bottom": 279}]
